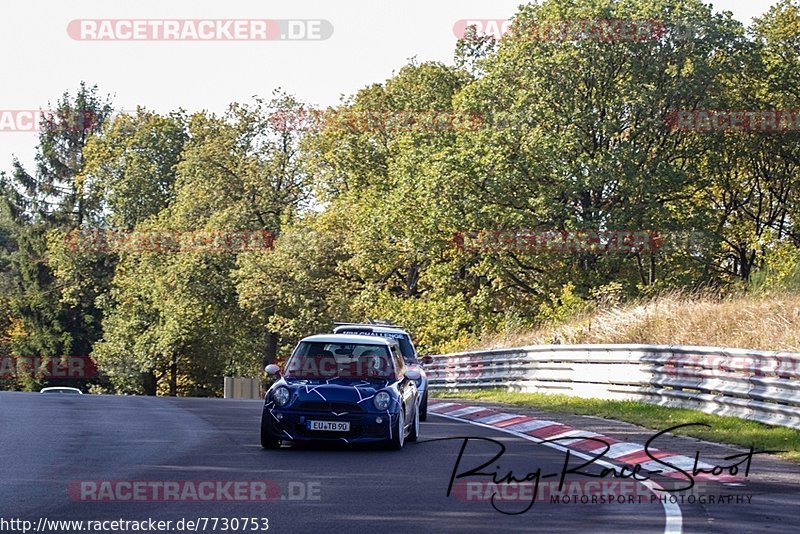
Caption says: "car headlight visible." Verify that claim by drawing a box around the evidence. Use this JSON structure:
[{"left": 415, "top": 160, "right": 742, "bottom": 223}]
[
  {"left": 273, "top": 386, "right": 290, "bottom": 407},
  {"left": 374, "top": 391, "right": 391, "bottom": 411}
]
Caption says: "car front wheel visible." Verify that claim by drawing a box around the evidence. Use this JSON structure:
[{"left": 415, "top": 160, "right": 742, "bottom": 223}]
[
  {"left": 388, "top": 410, "right": 405, "bottom": 450},
  {"left": 419, "top": 391, "right": 428, "bottom": 421},
  {"left": 407, "top": 404, "right": 419, "bottom": 442},
  {"left": 260, "top": 412, "right": 281, "bottom": 449}
]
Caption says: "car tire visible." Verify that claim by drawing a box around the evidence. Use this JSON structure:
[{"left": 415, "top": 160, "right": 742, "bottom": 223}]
[
  {"left": 388, "top": 409, "right": 405, "bottom": 450},
  {"left": 419, "top": 391, "right": 428, "bottom": 421},
  {"left": 407, "top": 404, "right": 419, "bottom": 442},
  {"left": 260, "top": 413, "right": 281, "bottom": 449}
]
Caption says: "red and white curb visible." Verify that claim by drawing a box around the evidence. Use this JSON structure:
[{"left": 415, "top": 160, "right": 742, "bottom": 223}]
[
  {"left": 430, "top": 400, "right": 684, "bottom": 534},
  {"left": 429, "top": 401, "right": 740, "bottom": 484}
]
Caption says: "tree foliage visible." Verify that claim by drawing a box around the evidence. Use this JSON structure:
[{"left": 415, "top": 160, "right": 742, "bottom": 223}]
[{"left": 2, "top": 0, "right": 800, "bottom": 394}]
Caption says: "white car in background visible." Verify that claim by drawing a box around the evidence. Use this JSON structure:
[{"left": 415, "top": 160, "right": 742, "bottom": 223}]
[
  {"left": 40, "top": 387, "right": 83, "bottom": 395},
  {"left": 333, "top": 321, "right": 433, "bottom": 420}
]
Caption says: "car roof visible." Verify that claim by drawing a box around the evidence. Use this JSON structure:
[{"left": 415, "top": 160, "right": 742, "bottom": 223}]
[
  {"left": 332, "top": 324, "right": 409, "bottom": 335},
  {"left": 301, "top": 333, "right": 397, "bottom": 346},
  {"left": 40, "top": 387, "right": 82, "bottom": 393}
]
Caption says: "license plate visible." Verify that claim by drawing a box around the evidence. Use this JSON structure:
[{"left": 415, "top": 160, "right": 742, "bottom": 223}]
[{"left": 307, "top": 420, "right": 350, "bottom": 432}]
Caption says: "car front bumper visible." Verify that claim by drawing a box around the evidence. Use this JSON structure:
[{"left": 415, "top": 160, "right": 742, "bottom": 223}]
[{"left": 263, "top": 406, "right": 399, "bottom": 443}]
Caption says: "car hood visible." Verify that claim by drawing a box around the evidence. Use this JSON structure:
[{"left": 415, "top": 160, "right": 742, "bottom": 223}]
[{"left": 283, "top": 377, "right": 390, "bottom": 404}]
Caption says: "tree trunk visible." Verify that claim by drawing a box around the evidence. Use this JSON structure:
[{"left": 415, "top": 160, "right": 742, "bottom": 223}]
[
  {"left": 265, "top": 332, "right": 279, "bottom": 367},
  {"left": 169, "top": 354, "right": 177, "bottom": 397},
  {"left": 738, "top": 246, "right": 752, "bottom": 281},
  {"left": 142, "top": 371, "right": 157, "bottom": 396}
]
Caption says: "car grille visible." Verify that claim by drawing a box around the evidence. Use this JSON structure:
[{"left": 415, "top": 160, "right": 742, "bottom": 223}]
[
  {"left": 294, "top": 401, "right": 365, "bottom": 413},
  {"left": 294, "top": 423, "right": 365, "bottom": 439}
]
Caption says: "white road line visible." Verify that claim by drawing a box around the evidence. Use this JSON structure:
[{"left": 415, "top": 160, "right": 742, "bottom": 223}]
[{"left": 432, "top": 411, "right": 683, "bottom": 534}]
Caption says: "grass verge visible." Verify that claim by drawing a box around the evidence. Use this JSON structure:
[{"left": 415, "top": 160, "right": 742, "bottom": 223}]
[
  {"left": 431, "top": 389, "right": 800, "bottom": 463},
  {"left": 467, "top": 290, "right": 800, "bottom": 353}
]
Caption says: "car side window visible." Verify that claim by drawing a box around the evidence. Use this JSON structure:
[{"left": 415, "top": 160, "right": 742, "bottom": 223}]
[{"left": 392, "top": 345, "right": 405, "bottom": 378}]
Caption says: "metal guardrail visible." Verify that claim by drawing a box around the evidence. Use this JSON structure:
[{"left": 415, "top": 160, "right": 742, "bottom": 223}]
[{"left": 426, "top": 344, "right": 800, "bottom": 430}]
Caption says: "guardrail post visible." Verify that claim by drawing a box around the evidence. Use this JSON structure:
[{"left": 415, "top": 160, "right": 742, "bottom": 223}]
[{"left": 223, "top": 377, "right": 261, "bottom": 399}]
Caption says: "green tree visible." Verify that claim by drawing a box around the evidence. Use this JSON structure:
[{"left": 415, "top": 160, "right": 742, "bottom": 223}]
[
  {"left": 50, "top": 108, "right": 188, "bottom": 394},
  {"left": 449, "top": 0, "right": 749, "bottom": 304},
  {"left": 0, "top": 84, "right": 112, "bottom": 391},
  {"left": 94, "top": 94, "right": 310, "bottom": 395}
]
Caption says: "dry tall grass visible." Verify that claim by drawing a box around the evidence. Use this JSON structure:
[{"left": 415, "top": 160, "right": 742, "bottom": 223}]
[{"left": 473, "top": 291, "right": 800, "bottom": 352}]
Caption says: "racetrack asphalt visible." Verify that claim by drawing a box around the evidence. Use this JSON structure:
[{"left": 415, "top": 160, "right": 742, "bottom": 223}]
[{"left": 0, "top": 392, "right": 797, "bottom": 533}]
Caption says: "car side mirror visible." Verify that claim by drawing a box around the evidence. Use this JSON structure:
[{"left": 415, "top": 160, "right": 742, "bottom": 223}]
[
  {"left": 265, "top": 364, "right": 281, "bottom": 376},
  {"left": 404, "top": 368, "right": 421, "bottom": 381},
  {"left": 421, "top": 355, "right": 434, "bottom": 365}
]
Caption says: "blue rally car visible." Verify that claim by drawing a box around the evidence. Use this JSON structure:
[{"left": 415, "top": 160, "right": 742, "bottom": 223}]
[{"left": 261, "top": 334, "right": 422, "bottom": 450}]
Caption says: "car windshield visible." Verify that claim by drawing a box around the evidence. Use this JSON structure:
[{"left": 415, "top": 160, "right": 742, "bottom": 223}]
[
  {"left": 335, "top": 329, "right": 417, "bottom": 364},
  {"left": 285, "top": 342, "right": 396, "bottom": 379}
]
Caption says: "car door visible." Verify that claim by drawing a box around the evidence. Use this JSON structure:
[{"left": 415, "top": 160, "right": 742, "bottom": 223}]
[{"left": 392, "top": 345, "right": 416, "bottom": 423}]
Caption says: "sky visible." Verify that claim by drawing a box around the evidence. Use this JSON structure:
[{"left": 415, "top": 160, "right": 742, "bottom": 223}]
[{"left": 0, "top": 0, "right": 777, "bottom": 174}]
